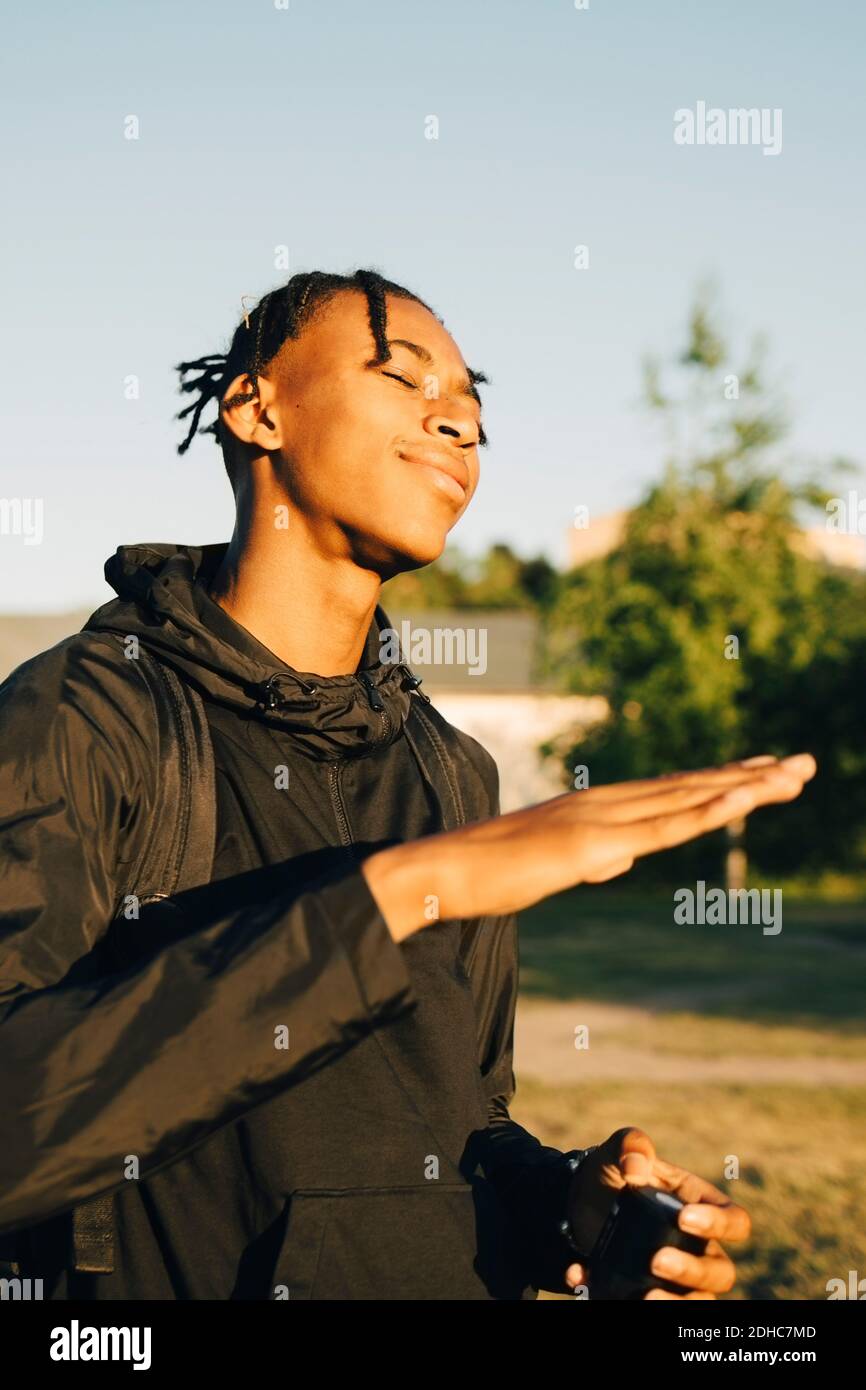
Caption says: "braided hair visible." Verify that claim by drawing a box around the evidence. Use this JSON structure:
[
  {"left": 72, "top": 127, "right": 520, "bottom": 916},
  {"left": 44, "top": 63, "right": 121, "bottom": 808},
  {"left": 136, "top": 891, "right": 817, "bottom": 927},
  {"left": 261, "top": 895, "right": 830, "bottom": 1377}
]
[{"left": 175, "top": 269, "right": 489, "bottom": 469}]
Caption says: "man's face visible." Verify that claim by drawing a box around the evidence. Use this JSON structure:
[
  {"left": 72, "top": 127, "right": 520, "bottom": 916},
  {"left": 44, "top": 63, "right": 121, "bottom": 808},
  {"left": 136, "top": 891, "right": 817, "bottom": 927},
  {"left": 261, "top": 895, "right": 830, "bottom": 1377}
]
[{"left": 259, "top": 290, "right": 483, "bottom": 572}]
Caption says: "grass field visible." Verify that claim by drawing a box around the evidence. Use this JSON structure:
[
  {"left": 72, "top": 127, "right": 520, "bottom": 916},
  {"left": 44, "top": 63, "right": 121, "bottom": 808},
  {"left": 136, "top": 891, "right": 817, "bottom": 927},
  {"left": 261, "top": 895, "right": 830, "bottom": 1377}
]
[{"left": 508, "top": 888, "right": 866, "bottom": 1301}]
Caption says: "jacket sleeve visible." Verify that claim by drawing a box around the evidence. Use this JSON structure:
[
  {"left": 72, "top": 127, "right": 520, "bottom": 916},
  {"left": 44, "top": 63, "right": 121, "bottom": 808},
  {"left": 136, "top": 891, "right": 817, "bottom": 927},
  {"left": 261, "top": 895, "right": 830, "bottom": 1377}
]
[
  {"left": 0, "top": 638, "right": 416, "bottom": 1234},
  {"left": 465, "top": 909, "right": 587, "bottom": 1291}
]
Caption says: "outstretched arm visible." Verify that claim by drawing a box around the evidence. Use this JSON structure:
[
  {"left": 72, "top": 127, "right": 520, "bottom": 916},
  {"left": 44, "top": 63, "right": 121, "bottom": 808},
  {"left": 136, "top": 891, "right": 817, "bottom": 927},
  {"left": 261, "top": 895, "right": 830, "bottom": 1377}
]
[{"left": 361, "top": 754, "right": 816, "bottom": 939}]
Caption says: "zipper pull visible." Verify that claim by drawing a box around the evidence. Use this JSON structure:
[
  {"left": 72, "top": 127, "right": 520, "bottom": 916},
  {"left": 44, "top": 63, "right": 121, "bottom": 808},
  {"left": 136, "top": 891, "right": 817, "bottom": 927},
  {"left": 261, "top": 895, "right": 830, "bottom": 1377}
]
[{"left": 359, "top": 669, "right": 385, "bottom": 711}]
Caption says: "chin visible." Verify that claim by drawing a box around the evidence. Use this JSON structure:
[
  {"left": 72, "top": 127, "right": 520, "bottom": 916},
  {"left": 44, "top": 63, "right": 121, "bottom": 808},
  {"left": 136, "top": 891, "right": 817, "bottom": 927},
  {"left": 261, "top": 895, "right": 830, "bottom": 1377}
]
[
  {"left": 352, "top": 516, "right": 451, "bottom": 578},
  {"left": 395, "top": 511, "right": 456, "bottom": 567}
]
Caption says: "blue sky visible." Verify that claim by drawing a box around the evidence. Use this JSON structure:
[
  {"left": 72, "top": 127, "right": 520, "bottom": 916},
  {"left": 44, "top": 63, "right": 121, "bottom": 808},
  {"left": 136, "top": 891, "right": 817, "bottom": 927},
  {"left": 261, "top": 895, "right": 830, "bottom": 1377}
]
[{"left": 2, "top": 0, "right": 863, "bottom": 611}]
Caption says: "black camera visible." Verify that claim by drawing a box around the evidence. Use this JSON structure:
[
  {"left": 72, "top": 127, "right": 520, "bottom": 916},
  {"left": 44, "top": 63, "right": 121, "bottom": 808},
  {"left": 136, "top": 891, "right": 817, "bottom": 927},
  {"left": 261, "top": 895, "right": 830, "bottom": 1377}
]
[{"left": 574, "top": 1185, "right": 709, "bottom": 1300}]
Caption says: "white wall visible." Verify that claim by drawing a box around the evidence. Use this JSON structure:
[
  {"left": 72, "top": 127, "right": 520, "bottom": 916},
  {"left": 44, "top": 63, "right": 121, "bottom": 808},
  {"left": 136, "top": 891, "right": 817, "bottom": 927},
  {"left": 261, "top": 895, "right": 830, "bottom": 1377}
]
[{"left": 430, "top": 692, "right": 608, "bottom": 812}]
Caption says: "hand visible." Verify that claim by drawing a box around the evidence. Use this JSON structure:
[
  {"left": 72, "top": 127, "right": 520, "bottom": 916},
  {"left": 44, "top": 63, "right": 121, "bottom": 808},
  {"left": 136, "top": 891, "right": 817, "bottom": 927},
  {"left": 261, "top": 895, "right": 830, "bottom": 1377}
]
[
  {"left": 563, "top": 1127, "right": 750, "bottom": 1300},
  {"left": 362, "top": 753, "right": 817, "bottom": 941}
]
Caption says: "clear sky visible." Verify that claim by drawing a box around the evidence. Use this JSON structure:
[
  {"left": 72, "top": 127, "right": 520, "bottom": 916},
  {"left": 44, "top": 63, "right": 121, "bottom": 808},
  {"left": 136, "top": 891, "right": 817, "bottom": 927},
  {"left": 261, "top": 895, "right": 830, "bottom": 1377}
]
[{"left": 2, "top": 0, "right": 863, "bottom": 611}]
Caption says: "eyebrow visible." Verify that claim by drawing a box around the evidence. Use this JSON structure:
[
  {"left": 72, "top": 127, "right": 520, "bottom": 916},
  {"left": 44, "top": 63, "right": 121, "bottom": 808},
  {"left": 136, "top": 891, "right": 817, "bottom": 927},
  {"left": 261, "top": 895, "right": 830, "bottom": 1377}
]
[{"left": 377, "top": 338, "right": 488, "bottom": 410}]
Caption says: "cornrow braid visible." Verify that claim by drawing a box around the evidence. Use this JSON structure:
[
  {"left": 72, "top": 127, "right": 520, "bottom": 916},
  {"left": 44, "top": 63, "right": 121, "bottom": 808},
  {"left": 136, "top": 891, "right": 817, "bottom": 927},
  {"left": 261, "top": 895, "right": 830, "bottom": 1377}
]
[
  {"left": 174, "top": 268, "right": 489, "bottom": 456},
  {"left": 292, "top": 271, "right": 318, "bottom": 324},
  {"left": 353, "top": 269, "right": 390, "bottom": 362}
]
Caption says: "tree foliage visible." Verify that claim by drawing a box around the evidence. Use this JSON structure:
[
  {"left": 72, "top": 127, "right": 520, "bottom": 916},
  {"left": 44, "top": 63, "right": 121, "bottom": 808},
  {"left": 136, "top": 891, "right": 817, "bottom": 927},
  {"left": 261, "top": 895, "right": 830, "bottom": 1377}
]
[
  {"left": 382, "top": 542, "right": 558, "bottom": 612},
  {"left": 550, "top": 290, "right": 866, "bottom": 877}
]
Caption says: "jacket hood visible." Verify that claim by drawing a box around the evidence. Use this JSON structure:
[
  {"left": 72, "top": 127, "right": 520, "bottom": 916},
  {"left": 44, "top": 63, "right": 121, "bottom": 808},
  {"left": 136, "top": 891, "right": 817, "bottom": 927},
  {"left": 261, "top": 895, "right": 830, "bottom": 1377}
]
[{"left": 83, "top": 542, "right": 423, "bottom": 761}]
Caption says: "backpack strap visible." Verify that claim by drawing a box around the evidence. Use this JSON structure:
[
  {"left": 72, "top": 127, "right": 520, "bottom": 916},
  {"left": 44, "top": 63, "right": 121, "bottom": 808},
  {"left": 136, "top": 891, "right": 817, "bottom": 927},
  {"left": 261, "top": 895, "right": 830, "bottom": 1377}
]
[
  {"left": 71, "top": 645, "right": 217, "bottom": 1275},
  {"left": 375, "top": 597, "right": 467, "bottom": 835},
  {"left": 113, "top": 649, "right": 218, "bottom": 914},
  {"left": 402, "top": 689, "right": 508, "bottom": 981},
  {"left": 403, "top": 697, "right": 466, "bottom": 832}
]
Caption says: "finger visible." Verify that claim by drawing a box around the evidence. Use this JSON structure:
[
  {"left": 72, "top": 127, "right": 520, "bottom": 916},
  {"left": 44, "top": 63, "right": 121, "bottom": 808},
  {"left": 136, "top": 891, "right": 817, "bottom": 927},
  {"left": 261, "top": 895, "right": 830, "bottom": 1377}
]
[
  {"left": 645, "top": 1288, "right": 716, "bottom": 1300},
  {"left": 587, "top": 774, "right": 796, "bottom": 826},
  {"left": 651, "top": 1160, "right": 734, "bottom": 1206},
  {"left": 622, "top": 775, "right": 806, "bottom": 859},
  {"left": 678, "top": 1199, "right": 752, "bottom": 1243},
  {"left": 637, "top": 1154, "right": 705, "bottom": 1196},
  {"left": 650, "top": 1163, "right": 752, "bottom": 1242},
  {"left": 564, "top": 1263, "right": 587, "bottom": 1288},
  {"left": 651, "top": 1245, "right": 736, "bottom": 1295},
  {"left": 577, "top": 791, "right": 759, "bottom": 878},
  {"left": 578, "top": 759, "right": 778, "bottom": 802},
  {"left": 578, "top": 754, "right": 814, "bottom": 804},
  {"left": 617, "top": 1127, "right": 656, "bottom": 1184},
  {"left": 630, "top": 1158, "right": 752, "bottom": 1243},
  {"left": 580, "top": 767, "right": 765, "bottom": 804}
]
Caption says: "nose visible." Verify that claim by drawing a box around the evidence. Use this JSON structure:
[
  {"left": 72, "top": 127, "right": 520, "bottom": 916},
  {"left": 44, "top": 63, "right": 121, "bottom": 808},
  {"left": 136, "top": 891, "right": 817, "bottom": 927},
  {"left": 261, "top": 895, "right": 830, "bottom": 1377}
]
[{"left": 422, "top": 405, "right": 480, "bottom": 448}]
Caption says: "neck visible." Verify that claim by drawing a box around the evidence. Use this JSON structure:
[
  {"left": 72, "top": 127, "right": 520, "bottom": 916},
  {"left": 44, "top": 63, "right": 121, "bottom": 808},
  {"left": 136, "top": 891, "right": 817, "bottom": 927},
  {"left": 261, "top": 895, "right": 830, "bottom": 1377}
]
[{"left": 209, "top": 484, "right": 382, "bottom": 678}]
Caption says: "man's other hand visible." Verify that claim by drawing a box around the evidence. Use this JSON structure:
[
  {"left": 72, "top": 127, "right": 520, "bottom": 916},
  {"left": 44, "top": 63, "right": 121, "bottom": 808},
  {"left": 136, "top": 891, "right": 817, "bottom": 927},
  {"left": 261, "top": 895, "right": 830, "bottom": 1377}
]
[{"left": 563, "top": 1127, "right": 751, "bottom": 1300}]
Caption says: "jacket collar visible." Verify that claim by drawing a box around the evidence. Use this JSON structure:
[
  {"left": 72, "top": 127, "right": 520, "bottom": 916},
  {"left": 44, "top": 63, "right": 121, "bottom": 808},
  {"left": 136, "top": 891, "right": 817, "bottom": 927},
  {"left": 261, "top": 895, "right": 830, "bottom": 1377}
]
[{"left": 85, "top": 542, "right": 426, "bottom": 762}]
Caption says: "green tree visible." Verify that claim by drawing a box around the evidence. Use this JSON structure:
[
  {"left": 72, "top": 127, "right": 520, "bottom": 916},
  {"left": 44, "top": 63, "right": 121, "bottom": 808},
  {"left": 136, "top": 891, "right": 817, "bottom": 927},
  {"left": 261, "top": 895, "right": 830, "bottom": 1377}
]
[
  {"left": 550, "top": 290, "right": 866, "bottom": 881},
  {"left": 383, "top": 541, "right": 559, "bottom": 612}
]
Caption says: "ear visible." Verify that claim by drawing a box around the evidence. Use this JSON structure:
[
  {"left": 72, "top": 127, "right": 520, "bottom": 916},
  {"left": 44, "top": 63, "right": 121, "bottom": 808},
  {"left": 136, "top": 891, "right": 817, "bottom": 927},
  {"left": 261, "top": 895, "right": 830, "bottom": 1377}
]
[{"left": 219, "top": 372, "right": 285, "bottom": 452}]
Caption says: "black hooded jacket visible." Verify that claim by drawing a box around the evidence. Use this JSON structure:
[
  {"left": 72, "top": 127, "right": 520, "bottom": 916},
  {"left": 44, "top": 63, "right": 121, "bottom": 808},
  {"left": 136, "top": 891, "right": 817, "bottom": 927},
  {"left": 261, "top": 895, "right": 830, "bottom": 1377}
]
[{"left": 0, "top": 542, "right": 582, "bottom": 1300}]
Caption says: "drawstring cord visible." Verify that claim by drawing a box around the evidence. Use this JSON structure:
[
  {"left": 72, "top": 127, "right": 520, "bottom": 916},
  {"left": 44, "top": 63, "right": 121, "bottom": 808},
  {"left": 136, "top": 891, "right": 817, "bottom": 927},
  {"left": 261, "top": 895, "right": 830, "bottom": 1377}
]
[
  {"left": 257, "top": 662, "right": 428, "bottom": 713},
  {"left": 258, "top": 673, "right": 319, "bottom": 711},
  {"left": 397, "top": 663, "right": 431, "bottom": 703}
]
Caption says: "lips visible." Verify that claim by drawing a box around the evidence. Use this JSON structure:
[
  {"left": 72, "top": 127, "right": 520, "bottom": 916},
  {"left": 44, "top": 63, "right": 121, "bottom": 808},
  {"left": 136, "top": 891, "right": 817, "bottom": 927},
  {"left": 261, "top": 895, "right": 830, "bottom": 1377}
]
[{"left": 397, "top": 445, "right": 470, "bottom": 499}]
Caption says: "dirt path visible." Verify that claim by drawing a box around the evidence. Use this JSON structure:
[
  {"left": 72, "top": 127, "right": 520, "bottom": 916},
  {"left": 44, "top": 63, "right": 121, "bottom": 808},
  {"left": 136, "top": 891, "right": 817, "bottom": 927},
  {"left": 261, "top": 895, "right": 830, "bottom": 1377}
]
[{"left": 514, "top": 1000, "right": 866, "bottom": 1085}]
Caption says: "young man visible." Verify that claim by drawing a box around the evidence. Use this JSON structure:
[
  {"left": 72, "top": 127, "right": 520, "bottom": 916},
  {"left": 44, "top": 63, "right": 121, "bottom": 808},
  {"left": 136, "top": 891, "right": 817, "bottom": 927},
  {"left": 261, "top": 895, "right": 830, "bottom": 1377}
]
[{"left": 0, "top": 269, "right": 814, "bottom": 1301}]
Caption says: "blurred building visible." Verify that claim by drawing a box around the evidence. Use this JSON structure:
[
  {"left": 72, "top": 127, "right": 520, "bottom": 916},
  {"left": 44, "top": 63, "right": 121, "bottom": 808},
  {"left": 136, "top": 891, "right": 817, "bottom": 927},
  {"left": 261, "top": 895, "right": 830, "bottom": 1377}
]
[
  {"left": 790, "top": 526, "right": 866, "bottom": 570},
  {"left": 567, "top": 508, "right": 866, "bottom": 570},
  {"left": 384, "top": 609, "right": 605, "bottom": 811}
]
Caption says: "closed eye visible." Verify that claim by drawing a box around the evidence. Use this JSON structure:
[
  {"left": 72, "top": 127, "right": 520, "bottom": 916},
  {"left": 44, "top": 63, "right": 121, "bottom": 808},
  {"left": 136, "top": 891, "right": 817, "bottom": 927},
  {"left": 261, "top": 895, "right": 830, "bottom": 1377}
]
[{"left": 381, "top": 365, "right": 487, "bottom": 446}]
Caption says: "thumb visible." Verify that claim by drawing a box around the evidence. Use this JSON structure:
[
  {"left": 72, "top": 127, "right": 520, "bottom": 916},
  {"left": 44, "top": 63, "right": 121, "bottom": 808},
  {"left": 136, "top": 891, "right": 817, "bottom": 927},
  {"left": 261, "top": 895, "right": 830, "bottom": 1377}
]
[
  {"left": 615, "top": 1126, "right": 656, "bottom": 1185},
  {"left": 564, "top": 1262, "right": 587, "bottom": 1290}
]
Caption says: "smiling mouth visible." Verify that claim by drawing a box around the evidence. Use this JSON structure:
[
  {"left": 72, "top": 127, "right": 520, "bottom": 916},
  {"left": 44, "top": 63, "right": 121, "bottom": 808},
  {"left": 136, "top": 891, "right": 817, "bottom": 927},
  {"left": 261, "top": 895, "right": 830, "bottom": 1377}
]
[{"left": 397, "top": 447, "right": 469, "bottom": 503}]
